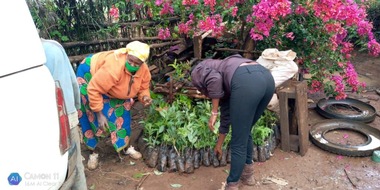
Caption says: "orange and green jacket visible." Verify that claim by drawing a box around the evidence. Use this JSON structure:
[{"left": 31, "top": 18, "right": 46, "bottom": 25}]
[{"left": 87, "top": 49, "right": 151, "bottom": 112}]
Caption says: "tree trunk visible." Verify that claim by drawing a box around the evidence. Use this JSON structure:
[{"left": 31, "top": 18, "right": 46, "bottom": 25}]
[{"left": 242, "top": 33, "right": 256, "bottom": 59}]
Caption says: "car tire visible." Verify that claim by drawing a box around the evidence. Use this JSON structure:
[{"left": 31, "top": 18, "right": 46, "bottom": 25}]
[
  {"left": 310, "top": 119, "right": 380, "bottom": 157},
  {"left": 315, "top": 97, "right": 376, "bottom": 123}
]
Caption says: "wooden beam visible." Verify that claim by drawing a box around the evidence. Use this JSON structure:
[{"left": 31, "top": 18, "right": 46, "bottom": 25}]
[
  {"left": 295, "top": 80, "right": 309, "bottom": 156},
  {"left": 215, "top": 48, "right": 261, "bottom": 54},
  {"left": 62, "top": 37, "right": 179, "bottom": 48}
]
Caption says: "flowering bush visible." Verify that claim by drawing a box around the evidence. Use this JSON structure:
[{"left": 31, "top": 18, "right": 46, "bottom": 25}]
[{"left": 113, "top": 0, "right": 380, "bottom": 99}]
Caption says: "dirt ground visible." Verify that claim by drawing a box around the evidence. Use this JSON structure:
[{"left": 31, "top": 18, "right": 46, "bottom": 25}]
[{"left": 81, "top": 51, "right": 380, "bottom": 190}]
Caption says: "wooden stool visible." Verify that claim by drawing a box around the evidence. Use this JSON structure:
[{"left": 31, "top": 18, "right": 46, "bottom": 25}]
[{"left": 278, "top": 80, "right": 309, "bottom": 156}]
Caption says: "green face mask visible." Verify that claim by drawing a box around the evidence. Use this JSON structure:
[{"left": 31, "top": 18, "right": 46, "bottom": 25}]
[{"left": 125, "top": 61, "right": 140, "bottom": 73}]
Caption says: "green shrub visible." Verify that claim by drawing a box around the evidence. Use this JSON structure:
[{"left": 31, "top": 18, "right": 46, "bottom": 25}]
[
  {"left": 366, "top": 0, "right": 380, "bottom": 41},
  {"left": 252, "top": 110, "right": 278, "bottom": 146}
]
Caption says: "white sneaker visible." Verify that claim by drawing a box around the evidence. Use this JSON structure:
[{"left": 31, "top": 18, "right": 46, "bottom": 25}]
[
  {"left": 87, "top": 153, "right": 99, "bottom": 170},
  {"left": 125, "top": 146, "right": 142, "bottom": 160}
]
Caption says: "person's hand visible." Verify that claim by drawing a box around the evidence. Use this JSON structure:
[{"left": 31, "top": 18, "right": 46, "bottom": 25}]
[
  {"left": 208, "top": 114, "right": 217, "bottom": 132},
  {"left": 96, "top": 112, "right": 109, "bottom": 132},
  {"left": 214, "top": 133, "right": 226, "bottom": 160},
  {"left": 214, "top": 143, "right": 223, "bottom": 160},
  {"left": 142, "top": 96, "right": 152, "bottom": 107}
]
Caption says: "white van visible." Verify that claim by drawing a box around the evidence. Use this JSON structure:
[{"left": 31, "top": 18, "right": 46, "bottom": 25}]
[{"left": 0, "top": 0, "right": 77, "bottom": 189}]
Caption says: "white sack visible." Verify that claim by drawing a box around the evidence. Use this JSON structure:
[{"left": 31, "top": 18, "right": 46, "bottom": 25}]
[
  {"left": 257, "top": 48, "right": 299, "bottom": 87},
  {"left": 257, "top": 48, "right": 299, "bottom": 112}
]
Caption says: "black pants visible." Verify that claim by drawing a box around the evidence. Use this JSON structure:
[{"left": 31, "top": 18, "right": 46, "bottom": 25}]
[{"left": 227, "top": 64, "right": 275, "bottom": 183}]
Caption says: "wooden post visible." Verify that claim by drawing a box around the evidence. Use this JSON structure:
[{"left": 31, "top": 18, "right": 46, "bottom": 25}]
[
  {"left": 193, "top": 34, "right": 202, "bottom": 59},
  {"left": 295, "top": 81, "right": 309, "bottom": 156},
  {"left": 193, "top": 30, "right": 212, "bottom": 59},
  {"left": 278, "top": 80, "right": 309, "bottom": 156},
  {"left": 279, "top": 90, "right": 290, "bottom": 152}
]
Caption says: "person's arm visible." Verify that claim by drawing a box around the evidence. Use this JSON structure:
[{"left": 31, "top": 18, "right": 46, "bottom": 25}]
[
  {"left": 87, "top": 67, "right": 118, "bottom": 130},
  {"left": 214, "top": 133, "right": 226, "bottom": 160},
  {"left": 208, "top": 98, "right": 220, "bottom": 132},
  {"left": 218, "top": 99, "right": 231, "bottom": 134},
  {"left": 214, "top": 99, "right": 230, "bottom": 160},
  {"left": 193, "top": 66, "right": 224, "bottom": 132},
  {"left": 137, "top": 64, "right": 152, "bottom": 106},
  {"left": 87, "top": 68, "right": 117, "bottom": 112}
]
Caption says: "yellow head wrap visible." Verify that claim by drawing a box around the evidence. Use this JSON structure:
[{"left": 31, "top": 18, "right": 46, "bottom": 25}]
[{"left": 125, "top": 41, "right": 150, "bottom": 63}]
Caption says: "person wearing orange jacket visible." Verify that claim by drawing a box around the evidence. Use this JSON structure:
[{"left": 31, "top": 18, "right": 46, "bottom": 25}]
[{"left": 76, "top": 41, "right": 152, "bottom": 169}]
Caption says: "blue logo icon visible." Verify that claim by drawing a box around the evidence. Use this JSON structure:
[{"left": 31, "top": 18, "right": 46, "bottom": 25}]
[{"left": 8, "top": 173, "right": 22, "bottom": 185}]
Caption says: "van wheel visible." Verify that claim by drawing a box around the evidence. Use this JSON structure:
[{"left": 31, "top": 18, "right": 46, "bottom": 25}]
[
  {"left": 315, "top": 97, "right": 376, "bottom": 123},
  {"left": 310, "top": 119, "right": 380, "bottom": 157}
]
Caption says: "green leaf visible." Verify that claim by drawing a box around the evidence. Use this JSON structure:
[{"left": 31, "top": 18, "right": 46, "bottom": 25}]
[
  {"left": 89, "top": 184, "right": 96, "bottom": 190},
  {"left": 154, "top": 170, "right": 163, "bottom": 175},
  {"left": 133, "top": 173, "right": 144, "bottom": 179},
  {"left": 158, "top": 125, "right": 165, "bottom": 134},
  {"left": 61, "top": 35, "right": 69, "bottom": 42}
]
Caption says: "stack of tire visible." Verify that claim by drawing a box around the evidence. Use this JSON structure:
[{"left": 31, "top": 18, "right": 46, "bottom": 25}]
[{"left": 311, "top": 97, "right": 380, "bottom": 157}]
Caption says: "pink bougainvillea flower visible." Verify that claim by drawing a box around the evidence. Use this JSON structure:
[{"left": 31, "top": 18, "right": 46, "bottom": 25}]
[
  {"left": 344, "top": 62, "right": 365, "bottom": 92},
  {"left": 285, "top": 32, "right": 295, "bottom": 40},
  {"left": 178, "top": 22, "right": 191, "bottom": 35},
  {"left": 225, "top": 0, "right": 241, "bottom": 7},
  {"left": 249, "top": 30, "right": 264, "bottom": 41},
  {"left": 231, "top": 6, "right": 238, "bottom": 17},
  {"left": 182, "top": 0, "right": 198, "bottom": 6},
  {"left": 343, "top": 134, "right": 349, "bottom": 139},
  {"left": 368, "top": 39, "right": 380, "bottom": 57},
  {"left": 295, "top": 4, "right": 308, "bottom": 15},
  {"left": 309, "top": 80, "right": 323, "bottom": 93},
  {"left": 357, "top": 20, "right": 373, "bottom": 37},
  {"left": 158, "top": 28, "right": 171, "bottom": 40},
  {"left": 249, "top": 0, "right": 291, "bottom": 40},
  {"left": 340, "top": 42, "right": 353, "bottom": 55},
  {"left": 109, "top": 5, "right": 119, "bottom": 19},
  {"left": 331, "top": 75, "right": 347, "bottom": 100},
  {"left": 198, "top": 14, "right": 225, "bottom": 37},
  {"left": 204, "top": 0, "right": 216, "bottom": 12},
  {"left": 160, "top": 1, "right": 174, "bottom": 15},
  {"left": 155, "top": 0, "right": 163, "bottom": 6}
]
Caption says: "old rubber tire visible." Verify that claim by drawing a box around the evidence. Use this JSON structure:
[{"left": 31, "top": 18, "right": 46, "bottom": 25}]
[
  {"left": 316, "top": 97, "right": 376, "bottom": 123},
  {"left": 310, "top": 119, "right": 380, "bottom": 157}
]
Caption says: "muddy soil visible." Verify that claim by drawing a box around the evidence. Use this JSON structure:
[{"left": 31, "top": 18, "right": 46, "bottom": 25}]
[{"left": 82, "top": 51, "right": 380, "bottom": 190}]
